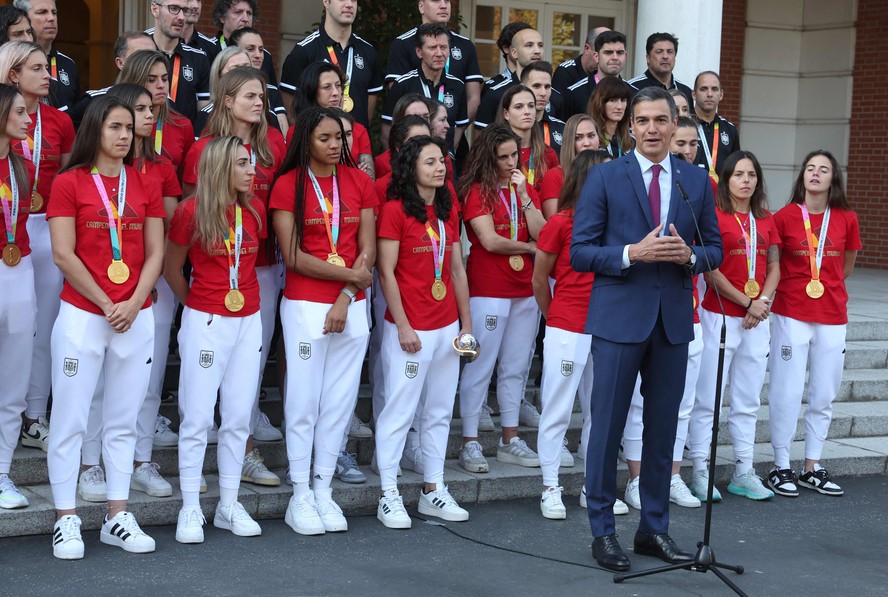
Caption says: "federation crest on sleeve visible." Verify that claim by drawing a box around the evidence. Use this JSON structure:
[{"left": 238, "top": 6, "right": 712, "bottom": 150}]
[
  {"left": 299, "top": 342, "right": 311, "bottom": 360},
  {"left": 183, "top": 64, "right": 194, "bottom": 82},
  {"left": 63, "top": 358, "right": 78, "bottom": 377},
  {"left": 405, "top": 361, "right": 419, "bottom": 379},
  {"left": 485, "top": 315, "right": 497, "bottom": 331},
  {"left": 781, "top": 346, "right": 792, "bottom": 361},
  {"left": 199, "top": 350, "right": 214, "bottom": 368},
  {"left": 560, "top": 360, "right": 574, "bottom": 377},
  {"left": 451, "top": 46, "right": 462, "bottom": 61}
]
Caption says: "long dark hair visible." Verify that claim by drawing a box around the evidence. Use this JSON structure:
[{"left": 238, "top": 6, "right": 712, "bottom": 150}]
[
  {"left": 388, "top": 135, "right": 452, "bottom": 223},
  {"left": 497, "top": 84, "right": 548, "bottom": 181},
  {"left": 388, "top": 114, "right": 431, "bottom": 160},
  {"left": 716, "top": 150, "right": 768, "bottom": 218},
  {"left": 293, "top": 61, "right": 345, "bottom": 116},
  {"left": 457, "top": 123, "right": 520, "bottom": 212},
  {"left": 558, "top": 150, "right": 610, "bottom": 212},
  {"left": 273, "top": 106, "right": 356, "bottom": 252},
  {"left": 0, "top": 83, "right": 28, "bottom": 198},
  {"left": 588, "top": 77, "right": 633, "bottom": 153},
  {"left": 788, "top": 149, "right": 851, "bottom": 210},
  {"left": 62, "top": 96, "right": 135, "bottom": 172},
  {"left": 106, "top": 83, "right": 159, "bottom": 166}
]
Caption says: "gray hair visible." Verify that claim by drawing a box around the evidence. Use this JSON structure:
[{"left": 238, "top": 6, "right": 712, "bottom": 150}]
[
  {"left": 11, "top": 1, "right": 32, "bottom": 12},
  {"left": 630, "top": 86, "right": 676, "bottom": 120}
]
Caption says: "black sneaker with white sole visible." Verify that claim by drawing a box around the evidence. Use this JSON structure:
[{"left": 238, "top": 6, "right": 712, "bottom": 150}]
[
  {"left": 797, "top": 466, "right": 844, "bottom": 496},
  {"left": 767, "top": 467, "right": 799, "bottom": 497}
]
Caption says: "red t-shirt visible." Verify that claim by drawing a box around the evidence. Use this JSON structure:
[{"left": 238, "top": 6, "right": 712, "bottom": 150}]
[
  {"left": 13, "top": 105, "right": 74, "bottom": 214},
  {"left": 462, "top": 183, "right": 540, "bottom": 298},
  {"left": 0, "top": 158, "right": 37, "bottom": 257},
  {"left": 374, "top": 150, "right": 392, "bottom": 180},
  {"left": 155, "top": 113, "right": 195, "bottom": 173},
  {"left": 520, "top": 145, "right": 559, "bottom": 191},
  {"left": 268, "top": 165, "right": 376, "bottom": 304},
  {"left": 703, "top": 208, "right": 779, "bottom": 318},
  {"left": 168, "top": 197, "right": 265, "bottom": 317},
  {"left": 771, "top": 204, "right": 862, "bottom": 325},
  {"left": 539, "top": 165, "right": 563, "bottom": 204},
  {"left": 183, "top": 130, "right": 286, "bottom": 266},
  {"left": 47, "top": 165, "right": 166, "bottom": 315},
  {"left": 138, "top": 157, "right": 182, "bottom": 201},
  {"left": 535, "top": 211, "right": 593, "bottom": 333},
  {"left": 377, "top": 200, "right": 460, "bottom": 330}
]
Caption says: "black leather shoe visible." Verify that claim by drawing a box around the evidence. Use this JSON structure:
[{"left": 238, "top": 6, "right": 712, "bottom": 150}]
[
  {"left": 633, "top": 532, "right": 694, "bottom": 563},
  {"left": 592, "top": 534, "right": 630, "bottom": 571}
]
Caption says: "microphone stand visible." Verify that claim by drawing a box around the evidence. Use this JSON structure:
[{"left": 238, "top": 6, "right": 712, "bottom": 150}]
[{"left": 614, "top": 180, "right": 747, "bottom": 596}]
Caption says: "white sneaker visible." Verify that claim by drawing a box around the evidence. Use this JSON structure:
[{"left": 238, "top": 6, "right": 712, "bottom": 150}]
[
  {"left": 100, "top": 511, "right": 156, "bottom": 553},
  {"left": 52, "top": 515, "right": 84, "bottom": 560},
  {"left": 496, "top": 437, "right": 540, "bottom": 467},
  {"left": 478, "top": 405, "right": 495, "bottom": 432},
  {"left": 458, "top": 440, "right": 489, "bottom": 473},
  {"left": 253, "top": 411, "right": 283, "bottom": 442},
  {"left": 284, "top": 493, "right": 325, "bottom": 535},
  {"left": 77, "top": 465, "right": 107, "bottom": 503},
  {"left": 690, "top": 468, "right": 722, "bottom": 502},
  {"left": 153, "top": 415, "right": 178, "bottom": 448},
  {"left": 559, "top": 437, "right": 574, "bottom": 468},
  {"left": 21, "top": 416, "right": 50, "bottom": 452},
  {"left": 214, "top": 501, "right": 262, "bottom": 536},
  {"left": 377, "top": 488, "right": 412, "bottom": 529},
  {"left": 131, "top": 462, "right": 173, "bottom": 497},
  {"left": 418, "top": 485, "right": 469, "bottom": 522},
  {"left": 624, "top": 476, "right": 641, "bottom": 510},
  {"left": 518, "top": 399, "right": 541, "bottom": 428},
  {"left": 349, "top": 412, "right": 373, "bottom": 438},
  {"left": 579, "top": 486, "right": 629, "bottom": 515},
  {"left": 670, "top": 474, "right": 702, "bottom": 508},
  {"left": 175, "top": 505, "right": 206, "bottom": 544},
  {"left": 242, "top": 449, "right": 280, "bottom": 486},
  {"left": 400, "top": 444, "right": 424, "bottom": 474},
  {"left": 0, "top": 474, "right": 29, "bottom": 509},
  {"left": 315, "top": 495, "right": 348, "bottom": 532},
  {"left": 540, "top": 486, "right": 566, "bottom": 520},
  {"left": 206, "top": 421, "right": 218, "bottom": 445}
]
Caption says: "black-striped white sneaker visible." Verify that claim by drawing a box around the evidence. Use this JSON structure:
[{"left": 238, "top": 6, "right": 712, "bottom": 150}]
[
  {"left": 798, "top": 465, "right": 843, "bottom": 496},
  {"left": 52, "top": 515, "right": 84, "bottom": 560},
  {"left": 418, "top": 485, "right": 469, "bottom": 522},
  {"left": 100, "top": 511, "right": 156, "bottom": 553}
]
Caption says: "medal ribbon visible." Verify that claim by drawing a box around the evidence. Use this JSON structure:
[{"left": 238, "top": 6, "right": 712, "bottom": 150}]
[
  {"left": 522, "top": 149, "right": 535, "bottom": 186},
  {"left": 543, "top": 121, "right": 550, "bottom": 147},
  {"left": 309, "top": 167, "right": 341, "bottom": 256},
  {"left": 326, "top": 45, "right": 354, "bottom": 102},
  {"left": 154, "top": 119, "right": 163, "bottom": 155},
  {"left": 800, "top": 204, "right": 831, "bottom": 282},
  {"left": 218, "top": 35, "right": 228, "bottom": 49},
  {"left": 50, "top": 56, "right": 57, "bottom": 79},
  {"left": 222, "top": 204, "right": 243, "bottom": 290},
  {"left": 425, "top": 218, "right": 446, "bottom": 281},
  {"left": 1, "top": 157, "right": 20, "bottom": 244},
  {"left": 170, "top": 54, "right": 181, "bottom": 102},
  {"left": 697, "top": 121, "right": 720, "bottom": 175},
  {"left": 248, "top": 146, "right": 257, "bottom": 195},
  {"left": 21, "top": 106, "right": 41, "bottom": 193},
  {"left": 90, "top": 166, "right": 127, "bottom": 263},
  {"left": 497, "top": 185, "right": 518, "bottom": 241},
  {"left": 733, "top": 212, "right": 757, "bottom": 282}
]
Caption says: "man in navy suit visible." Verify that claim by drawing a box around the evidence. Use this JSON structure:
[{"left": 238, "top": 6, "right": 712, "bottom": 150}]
[{"left": 571, "top": 86, "right": 722, "bottom": 571}]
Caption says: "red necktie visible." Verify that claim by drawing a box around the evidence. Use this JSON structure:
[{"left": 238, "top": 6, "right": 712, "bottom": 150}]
[{"left": 649, "top": 164, "right": 662, "bottom": 226}]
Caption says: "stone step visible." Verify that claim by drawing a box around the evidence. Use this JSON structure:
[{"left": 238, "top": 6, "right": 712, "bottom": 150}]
[{"left": 2, "top": 436, "right": 885, "bottom": 539}]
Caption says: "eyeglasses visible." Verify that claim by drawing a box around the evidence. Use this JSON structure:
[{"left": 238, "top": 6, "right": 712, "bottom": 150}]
[{"left": 156, "top": 3, "right": 198, "bottom": 17}]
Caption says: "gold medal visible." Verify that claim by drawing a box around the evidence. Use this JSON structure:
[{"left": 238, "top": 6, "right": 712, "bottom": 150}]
[
  {"left": 107, "top": 259, "right": 130, "bottom": 284},
  {"left": 327, "top": 253, "right": 346, "bottom": 267},
  {"left": 806, "top": 279, "right": 824, "bottom": 299},
  {"left": 743, "top": 279, "right": 760, "bottom": 299},
  {"left": 2, "top": 243, "right": 21, "bottom": 266},
  {"left": 431, "top": 279, "right": 447, "bottom": 301},
  {"left": 224, "top": 289, "right": 245, "bottom": 312},
  {"left": 29, "top": 191, "right": 43, "bottom": 213},
  {"left": 509, "top": 255, "right": 525, "bottom": 272},
  {"left": 709, "top": 171, "right": 719, "bottom": 183},
  {"left": 341, "top": 95, "right": 354, "bottom": 112},
  {"left": 693, "top": 294, "right": 697, "bottom": 310}
]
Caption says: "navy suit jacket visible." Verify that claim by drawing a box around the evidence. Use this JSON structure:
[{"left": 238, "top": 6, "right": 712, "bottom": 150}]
[{"left": 570, "top": 152, "right": 722, "bottom": 345}]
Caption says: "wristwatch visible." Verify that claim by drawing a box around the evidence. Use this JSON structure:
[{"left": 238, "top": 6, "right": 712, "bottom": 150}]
[
  {"left": 340, "top": 287, "right": 356, "bottom": 303},
  {"left": 686, "top": 250, "right": 697, "bottom": 267}
]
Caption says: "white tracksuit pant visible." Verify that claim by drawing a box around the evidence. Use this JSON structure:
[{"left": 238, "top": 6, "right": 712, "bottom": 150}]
[
  {"left": 0, "top": 256, "right": 36, "bottom": 473},
  {"left": 47, "top": 302, "right": 154, "bottom": 510},
  {"left": 376, "top": 320, "right": 460, "bottom": 490},
  {"left": 690, "top": 310, "right": 769, "bottom": 472},
  {"left": 249, "top": 264, "right": 283, "bottom": 434},
  {"left": 459, "top": 296, "right": 539, "bottom": 436},
  {"left": 24, "top": 216, "right": 63, "bottom": 419},
  {"left": 623, "top": 322, "right": 703, "bottom": 463},
  {"left": 281, "top": 298, "right": 369, "bottom": 484},
  {"left": 538, "top": 326, "right": 593, "bottom": 487},
  {"left": 768, "top": 314, "right": 846, "bottom": 468},
  {"left": 177, "top": 307, "right": 262, "bottom": 495}
]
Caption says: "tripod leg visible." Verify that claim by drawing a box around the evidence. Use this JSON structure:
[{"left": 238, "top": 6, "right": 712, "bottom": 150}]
[
  {"left": 613, "top": 561, "right": 693, "bottom": 583},
  {"left": 710, "top": 566, "right": 749, "bottom": 597},
  {"left": 712, "top": 561, "right": 744, "bottom": 574}
]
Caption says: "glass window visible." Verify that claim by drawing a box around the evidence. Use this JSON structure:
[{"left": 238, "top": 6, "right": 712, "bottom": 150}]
[
  {"left": 509, "top": 8, "right": 538, "bottom": 29},
  {"left": 475, "top": 5, "right": 503, "bottom": 40}
]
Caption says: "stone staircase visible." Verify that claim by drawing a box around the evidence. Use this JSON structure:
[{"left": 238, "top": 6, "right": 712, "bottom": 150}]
[{"left": 2, "top": 270, "right": 887, "bottom": 538}]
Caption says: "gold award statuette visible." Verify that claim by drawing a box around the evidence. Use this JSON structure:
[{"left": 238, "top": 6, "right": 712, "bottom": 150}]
[
  {"left": 225, "top": 289, "right": 245, "bottom": 312},
  {"left": 29, "top": 191, "right": 43, "bottom": 213},
  {"left": 806, "top": 279, "right": 824, "bottom": 299},
  {"left": 431, "top": 279, "right": 447, "bottom": 301},
  {"left": 453, "top": 333, "right": 480, "bottom": 362},
  {"left": 509, "top": 254, "right": 525, "bottom": 272},
  {"left": 327, "top": 253, "right": 346, "bottom": 267},
  {"left": 2, "top": 243, "right": 22, "bottom": 266},
  {"left": 744, "top": 279, "right": 760, "bottom": 299},
  {"left": 107, "top": 260, "right": 130, "bottom": 284},
  {"left": 341, "top": 95, "right": 354, "bottom": 112}
]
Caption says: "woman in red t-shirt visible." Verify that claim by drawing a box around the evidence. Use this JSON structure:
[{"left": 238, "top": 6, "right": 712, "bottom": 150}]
[
  {"left": 456, "top": 123, "right": 545, "bottom": 472},
  {"left": 0, "top": 84, "right": 38, "bottom": 510},
  {"left": 539, "top": 114, "right": 599, "bottom": 218},
  {"left": 374, "top": 136, "right": 472, "bottom": 528},
  {"left": 117, "top": 50, "right": 195, "bottom": 176},
  {"left": 46, "top": 96, "right": 165, "bottom": 559},
  {"left": 532, "top": 149, "right": 609, "bottom": 520},
  {"left": 0, "top": 41, "right": 75, "bottom": 445},
  {"left": 496, "top": 85, "right": 558, "bottom": 192},
  {"left": 270, "top": 107, "right": 375, "bottom": 535},
  {"left": 766, "top": 150, "right": 862, "bottom": 498},
  {"left": 166, "top": 136, "right": 265, "bottom": 543},
  {"left": 690, "top": 151, "right": 780, "bottom": 503}
]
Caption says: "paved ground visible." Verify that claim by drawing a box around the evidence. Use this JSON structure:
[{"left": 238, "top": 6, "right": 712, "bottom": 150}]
[{"left": 1, "top": 475, "right": 886, "bottom": 596}]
